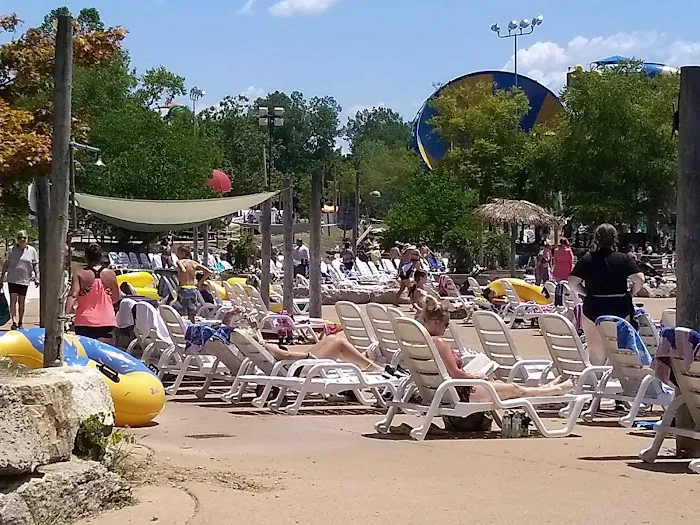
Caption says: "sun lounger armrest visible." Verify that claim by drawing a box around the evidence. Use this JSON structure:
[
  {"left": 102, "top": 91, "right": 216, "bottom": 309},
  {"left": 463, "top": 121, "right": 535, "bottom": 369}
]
[
  {"left": 575, "top": 365, "right": 614, "bottom": 393},
  {"left": 507, "top": 359, "right": 553, "bottom": 383},
  {"left": 283, "top": 359, "right": 338, "bottom": 377}
]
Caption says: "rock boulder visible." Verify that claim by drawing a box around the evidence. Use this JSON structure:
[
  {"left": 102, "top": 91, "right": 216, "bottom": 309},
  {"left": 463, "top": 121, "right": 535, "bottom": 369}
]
[
  {"left": 0, "top": 457, "right": 131, "bottom": 525},
  {"left": 0, "top": 375, "right": 79, "bottom": 475}
]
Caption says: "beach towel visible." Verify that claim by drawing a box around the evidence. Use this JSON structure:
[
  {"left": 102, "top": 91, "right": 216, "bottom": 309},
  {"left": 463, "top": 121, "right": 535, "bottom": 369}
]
[
  {"left": 654, "top": 327, "right": 700, "bottom": 386},
  {"left": 595, "top": 315, "right": 651, "bottom": 367},
  {"left": 185, "top": 323, "right": 237, "bottom": 353}
]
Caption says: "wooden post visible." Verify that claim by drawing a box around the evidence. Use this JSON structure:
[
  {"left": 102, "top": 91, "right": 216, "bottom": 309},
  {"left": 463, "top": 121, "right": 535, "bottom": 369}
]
[
  {"left": 308, "top": 170, "right": 323, "bottom": 318},
  {"left": 260, "top": 146, "right": 272, "bottom": 307},
  {"left": 43, "top": 16, "right": 73, "bottom": 367},
  {"left": 203, "top": 223, "right": 210, "bottom": 268},
  {"left": 36, "top": 176, "right": 50, "bottom": 327},
  {"left": 510, "top": 223, "right": 517, "bottom": 278},
  {"left": 352, "top": 169, "right": 360, "bottom": 250},
  {"left": 282, "top": 172, "right": 294, "bottom": 313},
  {"left": 674, "top": 66, "right": 700, "bottom": 457}
]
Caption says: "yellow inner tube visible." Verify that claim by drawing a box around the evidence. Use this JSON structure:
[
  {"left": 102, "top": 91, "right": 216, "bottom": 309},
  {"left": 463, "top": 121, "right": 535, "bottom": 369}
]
[{"left": 488, "top": 278, "right": 551, "bottom": 305}]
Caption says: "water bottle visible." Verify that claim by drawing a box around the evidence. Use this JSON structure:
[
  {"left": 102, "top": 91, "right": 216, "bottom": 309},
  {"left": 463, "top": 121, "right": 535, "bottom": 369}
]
[
  {"left": 512, "top": 412, "right": 522, "bottom": 438},
  {"left": 521, "top": 415, "right": 531, "bottom": 437},
  {"left": 501, "top": 411, "right": 512, "bottom": 438}
]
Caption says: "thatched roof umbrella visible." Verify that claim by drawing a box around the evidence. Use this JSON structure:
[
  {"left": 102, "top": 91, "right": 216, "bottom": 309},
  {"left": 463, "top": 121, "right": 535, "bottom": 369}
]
[{"left": 473, "top": 198, "right": 559, "bottom": 277}]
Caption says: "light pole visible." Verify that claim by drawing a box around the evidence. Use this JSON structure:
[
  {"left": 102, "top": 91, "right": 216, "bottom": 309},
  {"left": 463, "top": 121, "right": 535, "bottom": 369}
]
[
  {"left": 190, "top": 86, "right": 205, "bottom": 261},
  {"left": 491, "top": 15, "right": 544, "bottom": 89},
  {"left": 69, "top": 141, "right": 105, "bottom": 233},
  {"left": 258, "top": 106, "right": 285, "bottom": 307}
]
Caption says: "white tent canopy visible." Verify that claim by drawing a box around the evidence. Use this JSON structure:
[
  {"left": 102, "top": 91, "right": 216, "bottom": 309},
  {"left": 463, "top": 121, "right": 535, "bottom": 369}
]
[{"left": 75, "top": 191, "right": 277, "bottom": 232}]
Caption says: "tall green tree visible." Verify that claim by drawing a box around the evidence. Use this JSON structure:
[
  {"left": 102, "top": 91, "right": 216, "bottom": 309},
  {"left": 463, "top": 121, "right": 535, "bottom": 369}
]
[
  {"left": 429, "top": 81, "right": 532, "bottom": 203},
  {"left": 556, "top": 64, "right": 679, "bottom": 230},
  {"left": 344, "top": 106, "right": 411, "bottom": 151}
]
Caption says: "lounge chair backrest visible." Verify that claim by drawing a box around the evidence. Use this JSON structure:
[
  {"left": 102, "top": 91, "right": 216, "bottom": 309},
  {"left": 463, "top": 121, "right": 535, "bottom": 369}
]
[
  {"left": 381, "top": 259, "right": 395, "bottom": 274},
  {"left": 149, "top": 253, "right": 163, "bottom": 270},
  {"left": 118, "top": 252, "right": 130, "bottom": 268},
  {"left": 561, "top": 282, "right": 578, "bottom": 313},
  {"left": 386, "top": 306, "right": 405, "bottom": 322},
  {"left": 228, "top": 329, "right": 276, "bottom": 376},
  {"left": 128, "top": 252, "right": 140, "bottom": 269},
  {"left": 334, "top": 301, "right": 377, "bottom": 353},
  {"left": 669, "top": 328, "right": 700, "bottom": 425},
  {"left": 636, "top": 313, "right": 660, "bottom": 357},
  {"left": 539, "top": 313, "right": 590, "bottom": 378},
  {"left": 367, "top": 261, "right": 381, "bottom": 275},
  {"left": 472, "top": 310, "right": 521, "bottom": 380},
  {"left": 467, "top": 277, "right": 483, "bottom": 296},
  {"left": 233, "top": 283, "right": 255, "bottom": 311},
  {"left": 392, "top": 317, "right": 458, "bottom": 406},
  {"left": 366, "top": 303, "right": 400, "bottom": 357},
  {"left": 223, "top": 281, "right": 240, "bottom": 304},
  {"left": 501, "top": 280, "right": 523, "bottom": 306},
  {"left": 139, "top": 253, "right": 152, "bottom": 269},
  {"left": 543, "top": 281, "right": 556, "bottom": 302},
  {"left": 661, "top": 308, "right": 676, "bottom": 327},
  {"left": 597, "top": 319, "right": 662, "bottom": 397},
  {"left": 244, "top": 285, "right": 269, "bottom": 314},
  {"left": 108, "top": 252, "right": 120, "bottom": 268},
  {"left": 444, "top": 323, "right": 468, "bottom": 355},
  {"left": 158, "top": 305, "right": 188, "bottom": 354},
  {"left": 355, "top": 259, "right": 371, "bottom": 277}
]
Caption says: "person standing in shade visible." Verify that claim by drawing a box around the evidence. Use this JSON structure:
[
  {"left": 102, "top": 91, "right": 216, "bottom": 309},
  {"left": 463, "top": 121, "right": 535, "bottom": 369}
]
[
  {"left": 1, "top": 230, "right": 39, "bottom": 330},
  {"left": 567, "top": 224, "right": 645, "bottom": 365},
  {"left": 293, "top": 238, "right": 310, "bottom": 278}
]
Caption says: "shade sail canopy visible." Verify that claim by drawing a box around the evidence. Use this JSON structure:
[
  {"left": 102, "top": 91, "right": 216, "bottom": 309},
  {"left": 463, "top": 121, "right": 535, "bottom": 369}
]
[{"left": 75, "top": 191, "right": 276, "bottom": 232}]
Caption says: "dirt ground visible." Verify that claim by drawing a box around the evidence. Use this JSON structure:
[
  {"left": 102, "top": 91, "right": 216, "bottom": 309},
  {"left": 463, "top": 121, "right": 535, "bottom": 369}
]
[{"left": 6, "top": 294, "right": 695, "bottom": 525}]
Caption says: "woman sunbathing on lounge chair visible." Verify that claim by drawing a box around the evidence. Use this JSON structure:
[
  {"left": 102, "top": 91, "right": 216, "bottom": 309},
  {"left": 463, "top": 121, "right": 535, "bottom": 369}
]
[
  {"left": 240, "top": 326, "right": 387, "bottom": 374},
  {"left": 420, "top": 296, "right": 573, "bottom": 402}
]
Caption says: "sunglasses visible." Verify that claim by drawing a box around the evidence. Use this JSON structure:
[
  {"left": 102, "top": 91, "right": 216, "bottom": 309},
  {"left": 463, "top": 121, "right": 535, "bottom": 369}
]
[{"left": 17, "top": 237, "right": 27, "bottom": 240}]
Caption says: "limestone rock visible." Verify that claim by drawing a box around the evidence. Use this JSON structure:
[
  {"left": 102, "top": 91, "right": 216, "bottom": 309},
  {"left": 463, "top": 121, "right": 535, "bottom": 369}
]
[
  {"left": 0, "top": 376, "right": 79, "bottom": 475},
  {"left": 638, "top": 282, "right": 676, "bottom": 299},
  {"left": 35, "top": 367, "right": 115, "bottom": 427},
  {"left": 0, "top": 457, "right": 131, "bottom": 525}
]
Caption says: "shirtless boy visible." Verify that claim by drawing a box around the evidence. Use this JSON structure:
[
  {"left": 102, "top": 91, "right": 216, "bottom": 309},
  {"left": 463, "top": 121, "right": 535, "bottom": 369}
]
[{"left": 176, "top": 245, "right": 211, "bottom": 322}]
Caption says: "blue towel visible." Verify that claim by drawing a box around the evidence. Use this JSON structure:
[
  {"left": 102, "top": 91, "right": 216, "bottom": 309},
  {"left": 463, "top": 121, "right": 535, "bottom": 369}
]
[
  {"left": 596, "top": 315, "right": 652, "bottom": 367},
  {"left": 185, "top": 323, "right": 236, "bottom": 353}
]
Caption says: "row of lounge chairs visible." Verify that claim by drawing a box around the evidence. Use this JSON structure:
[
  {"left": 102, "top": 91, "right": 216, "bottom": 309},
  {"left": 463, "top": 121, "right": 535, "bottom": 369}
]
[{"left": 120, "top": 283, "right": 699, "bottom": 472}]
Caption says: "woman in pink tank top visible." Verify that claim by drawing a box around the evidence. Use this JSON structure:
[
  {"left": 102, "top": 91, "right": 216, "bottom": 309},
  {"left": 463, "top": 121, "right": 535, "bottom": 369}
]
[{"left": 66, "top": 244, "right": 120, "bottom": 343}]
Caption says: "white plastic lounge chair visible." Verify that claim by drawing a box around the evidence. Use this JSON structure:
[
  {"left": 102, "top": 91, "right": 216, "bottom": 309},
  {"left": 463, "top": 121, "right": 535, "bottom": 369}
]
[
  {"left": 661, "top": 308, "right": 676, "bottom": 327},
  {"left": 245, "top": 285, "right": 321, "bottom": 343},
  {"left": 334, "top": 301, "right": 379, "bottom": 355},
  {"left": 590, "top": 318, "right": 674, "bottom": 426},
  {"left": 468, "top": 277, "right": 484, "bottom": 297},
  {"left": 365, "top": 303, "right": 402, "bottom": 366},
  {"left": 108, "top": 252, "right": 121, "bottom": 269},
  {"left": 374, "top": 317, "right": 591, "bottom": 441},
  {"left": 637, "top": 312, "right": 661, "bottom": 357},
  {"left": 126, "top": 301, "right": 173, "bottom": 364},
  {"left": 128, "top": 252, "right": 140, "bottom": 269},
  {"left": 158, "top": 305, "right": 230, "bottom": 396},
  {"left": 149, "top": 253, "right": 163, "bottom": 270},
  {"left": 139, "top": 253, "right": 152, "bottom": 269},
  {"left": 224, "top": 329, "right": 395, "bottom": 414},
  {"left": 639, "top": 330, "right": 700, "bottom": 473},
  {"left": 472, "top": 311, "right": 552, "bottom": 385},
  {"left": 500, "top": 280, "right": 548, "bottom": 328}
]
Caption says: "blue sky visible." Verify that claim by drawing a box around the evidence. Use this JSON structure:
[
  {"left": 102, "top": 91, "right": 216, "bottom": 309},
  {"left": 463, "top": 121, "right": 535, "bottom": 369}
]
[{"left": 6, "top": 0, "right": 700, "bottom": 124}]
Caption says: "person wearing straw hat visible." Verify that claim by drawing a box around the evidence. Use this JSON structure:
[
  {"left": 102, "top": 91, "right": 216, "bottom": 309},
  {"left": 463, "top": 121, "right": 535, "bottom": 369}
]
[{"left": 1, "top": 230, "right": 39, "bottom": 330}]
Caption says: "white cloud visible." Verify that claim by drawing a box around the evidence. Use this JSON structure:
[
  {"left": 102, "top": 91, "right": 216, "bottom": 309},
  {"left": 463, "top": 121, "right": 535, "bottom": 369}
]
[
  {"left": 240, "top": 85, "right": 267, "bottom": 101},
  {"left": 504, "top": 32, "right": 700, "bottom": 93},
  {"left": 236, "top": 0, "right": 257, "bottom": 15},
  {"left": 268, "top": 0, "right": 342, "bottom": 17}
]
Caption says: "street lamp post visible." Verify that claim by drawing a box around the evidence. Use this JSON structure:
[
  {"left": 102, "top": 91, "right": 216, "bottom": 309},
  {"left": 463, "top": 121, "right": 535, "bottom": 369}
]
[
  {"left": 69, "top": 141, "right": 104, "bottom": 233},
  {"left": 258, "top": 106, "right": 285, "bottom": 307},
  {"left": 490, "top": 15, "right": 544, "bottom": 89},
  {"left": 190, "top": 86, "right": 206, "bottom": 261}
]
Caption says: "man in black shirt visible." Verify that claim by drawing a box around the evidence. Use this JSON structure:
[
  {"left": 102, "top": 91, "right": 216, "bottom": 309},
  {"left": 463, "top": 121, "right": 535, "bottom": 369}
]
[{"left": 568, "top": 224, "right": 645, "bottom": 365}]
